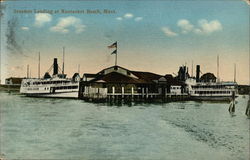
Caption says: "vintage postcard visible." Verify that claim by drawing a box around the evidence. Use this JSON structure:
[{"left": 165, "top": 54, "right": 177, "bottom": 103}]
[{"left": 0, "top": 0, "right": 249, "bottom": 159}]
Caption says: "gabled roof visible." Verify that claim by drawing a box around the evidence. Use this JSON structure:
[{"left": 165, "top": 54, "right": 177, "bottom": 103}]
[
  {"left": 89, "top": 72, "right": 146, "bottom": 84},
  {"left": 84, "top": 65, "right": 183, "bottom": 85},
  {"left": 97, "top": 65, "right": 131, "bottom": 74},
  {"left": 131, "top": 71, "right": 163, "bottom": 83}
]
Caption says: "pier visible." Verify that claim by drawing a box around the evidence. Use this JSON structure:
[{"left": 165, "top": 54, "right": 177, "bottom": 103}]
[
  {"left": 79, "top": 65, "right": 189, "bottom": 102},
  {"left": 80, "top": 91, "right": 189, "bottom": 103}
]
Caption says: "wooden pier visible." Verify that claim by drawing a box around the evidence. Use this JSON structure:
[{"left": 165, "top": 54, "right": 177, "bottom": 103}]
[
  {"left": 79, "top": 65, "right": 189, "bottom": 103},
  {"left": 79, "top": 85, "right": 190, "bottom": 103}
]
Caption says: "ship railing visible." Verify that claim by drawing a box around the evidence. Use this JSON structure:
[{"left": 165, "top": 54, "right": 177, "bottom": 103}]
[
  {"left": 192, "top": 88, "right": 235, "bottom": 91},
  {"left": 27, "top": 81, "right": 79, "bottom": 86}
]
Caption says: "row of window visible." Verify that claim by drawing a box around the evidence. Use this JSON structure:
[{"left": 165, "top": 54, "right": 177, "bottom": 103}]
[
  {"left": 195, "top": 91, "right": 231, "bottom": 94},
  {"left": 53, "top": 86, "right": 78, "bottom": 90},
  {"left": 31, "top": 81, "right": 71, "bottom": 85},
  {"left": 192, "top": 85, "right": 234, "bottom": 89},
  {"left": 171, "top": 87, "right": 181, "bottom": 89}
]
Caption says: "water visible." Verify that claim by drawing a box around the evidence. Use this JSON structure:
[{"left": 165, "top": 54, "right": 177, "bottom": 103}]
[{"left": 0, "top": 91, "right": 249, "bottom": 160}]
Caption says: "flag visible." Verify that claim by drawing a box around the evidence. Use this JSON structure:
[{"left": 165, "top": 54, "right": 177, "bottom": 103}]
[
  {"left": 108, "top": 42, "right": 117, "bottom": 49},
  {"left": 111, "top": 49, "right": 117, "bottom": 55}
]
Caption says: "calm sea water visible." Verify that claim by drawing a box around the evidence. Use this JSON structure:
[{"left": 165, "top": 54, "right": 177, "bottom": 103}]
[{"left": 0, "top": 91, "right": 249, "bottom": 160}]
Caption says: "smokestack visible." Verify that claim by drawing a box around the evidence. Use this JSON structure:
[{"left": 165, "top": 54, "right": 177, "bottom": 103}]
[
  {"left": 183, "top": 66, "right": 186, "bottom": 80},
  {"left": 196, "top": 65, "right": 200, "bottom": 82},
  {"left": 53, "top": 58, "right": 58, "bottom": 75}
]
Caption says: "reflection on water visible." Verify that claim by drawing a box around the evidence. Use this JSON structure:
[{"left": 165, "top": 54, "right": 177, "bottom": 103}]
[{"left": 0, "top": 91, "right": 249, "bottom": 160}]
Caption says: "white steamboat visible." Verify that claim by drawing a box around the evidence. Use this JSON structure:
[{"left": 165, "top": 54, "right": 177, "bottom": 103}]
[
  {"left": 185, "top": 65, "right": 238, "bottom": 101},
  {"left": 186, "top": 78, "right": 238, "bottom": 101},
  {"left": 20, "top": 58, "right": 80, "bottom": 98}
]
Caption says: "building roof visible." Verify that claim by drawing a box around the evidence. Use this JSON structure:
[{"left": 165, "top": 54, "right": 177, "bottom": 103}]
[
  {"left": 157, "top": 74, "right": 185, "bottom": 85},
  {"left": 130, "top": 71, "right": 163, "bottom": 83},
  {"left": 89, "top": 72, "right": 146, "bottom": 84},
  {"left": 5, "top": 77, "right": 23, "bottom": 84},
  {"left": 97, "top": 65, "right": 132, "bottom": 74},
  {"left": 83, "top": 73, "right": 97, "bottom": 77},
  {"left": 84, "top": 65, "right": 183, "bottom": 85}
]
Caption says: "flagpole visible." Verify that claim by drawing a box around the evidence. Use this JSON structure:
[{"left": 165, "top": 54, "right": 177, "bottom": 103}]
[{"left": 115, "top": 41, "right": 118, "bottom": 66}]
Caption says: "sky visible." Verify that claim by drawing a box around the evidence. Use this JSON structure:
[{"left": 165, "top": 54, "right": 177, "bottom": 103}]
[{"left": 0, "top": 0, "right": 249, "bottom": 84}]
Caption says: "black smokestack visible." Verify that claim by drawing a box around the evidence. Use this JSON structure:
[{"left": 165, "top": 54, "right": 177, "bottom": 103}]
[
  {"left": 53, "top": 58, "right": 58, "bottom": 75},
  {"left": 196, "top": 65, "right": 200, "bottom": 82},
  {"left": 183, "top": 66, "right": 186, "bottom": 80}
]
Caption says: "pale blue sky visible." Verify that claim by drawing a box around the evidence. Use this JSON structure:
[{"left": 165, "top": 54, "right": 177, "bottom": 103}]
[{"left": 0, "top": 0, "right": 249, "bottom": 84}]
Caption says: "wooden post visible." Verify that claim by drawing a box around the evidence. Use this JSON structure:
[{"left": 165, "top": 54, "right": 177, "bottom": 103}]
[
  {"left": 146, "top": 87, "right": 148, "bottom": 99},
  {"left": 131, "top": 87, "right": 134, "bottom": 99},
  {"left": 142, "top": 87, "right": 145, "bottom": 98},
  {"left": 97, "top": 88, "right": 100, "bottom": 99},
  {"left": 112, "top": 86, "right": 115, "bottom": 100},
  {"left": 122, "top": 86, "right": 124, "bottom": 99}
]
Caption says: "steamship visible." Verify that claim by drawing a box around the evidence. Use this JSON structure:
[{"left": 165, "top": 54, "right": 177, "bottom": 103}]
[
  {"left": 20, "top": 58, "right": 80, "bottom": 98},
  {"left": 185, "top": 65, "right": 238, "bottom": 101}
]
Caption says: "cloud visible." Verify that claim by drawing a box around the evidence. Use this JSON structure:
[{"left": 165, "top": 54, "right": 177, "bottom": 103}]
[
  {"left": 135, "top": 17, "right": 143, "bottom": 21},
  {"left": 34, "top": 13, "right": 52, "bottom": 27},
  {"left": 50, "top": 16, "right": 85, "bottom": 34},
  {"left": 175, "top": 19, "right": 222, "bottom": 35},
  {"left": 177, "top": 19, "right": 194, "bottom": 34},
  {"left": 196, "top": 19, "right": 222, "bottom": 34},
  {"left": 116, "top": 14, "right": 142, "bottom": 22},
  {"left": 161, "top": 27, "right": 178, "bottom": 37},
  {"left": 21, "top": 26, "right": 29, "bottom": 31},
  {"left": 116, "top": 17, "right": 123, "bottom": 21},
  {"left": 124, "top": 13, "right": 133, "bottom": 19}
]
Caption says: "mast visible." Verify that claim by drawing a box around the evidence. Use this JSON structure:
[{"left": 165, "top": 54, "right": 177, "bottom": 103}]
[
  {"left": 217, "top": 55, "right": 220, "bottom": 82},
  {"left": 62, "top": 47, "right": 65, "bottom": 75},
  {"left": 234, "top": 63, "right": 236, "bottom": 83},
  {"left": 27, "top": 64, "right": 29, "bottom": 78},
  {"left": 191, "top": 60, "right": 193, "bottom": 77},
  {"left": 38, "top": 52, "right": 40, "bottom": 79}
]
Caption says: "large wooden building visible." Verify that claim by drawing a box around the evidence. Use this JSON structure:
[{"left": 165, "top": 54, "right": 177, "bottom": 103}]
[{"left": 79, "top": 66, "right": 188, "bottom": 101}]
